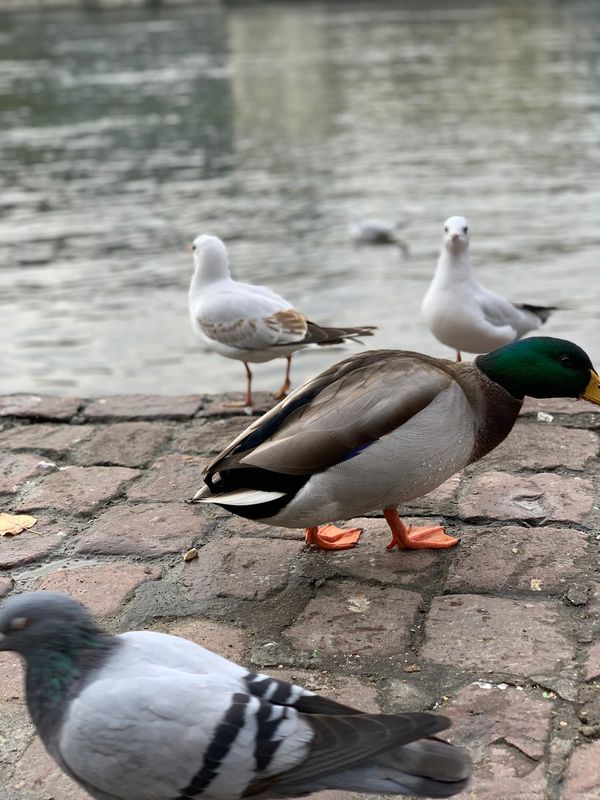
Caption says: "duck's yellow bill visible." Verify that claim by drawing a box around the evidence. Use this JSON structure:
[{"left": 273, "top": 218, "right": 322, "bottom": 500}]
[{"left": 581, "top": 370, "right": 600, "bottom": 405}]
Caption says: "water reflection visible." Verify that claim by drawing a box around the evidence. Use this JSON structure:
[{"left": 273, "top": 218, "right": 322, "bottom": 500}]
[{"left": 1, "top": 1, "right": 599, "bottom": 396}]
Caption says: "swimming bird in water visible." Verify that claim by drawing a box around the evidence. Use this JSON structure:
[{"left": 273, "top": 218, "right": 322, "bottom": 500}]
[
  {"left": 422, "top": 216, "right": 557, "bottom": 361},
  {"left": 193, "top": 337, "right": 600, "bottom": 551},
  {"left": 349, "top": 214, "right": 401, "bottom": 244},
  {"left": 189, "top": 234, "right": 375, "bottom": 408},
  {"left": 0, "top": 591, "right": 471, "bottom": 799}
]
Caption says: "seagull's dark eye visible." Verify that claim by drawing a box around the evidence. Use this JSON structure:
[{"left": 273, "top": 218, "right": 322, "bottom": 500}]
[
  {"left": 463, "top": 226, "right": 468, "bottom": 234},
  {"left": 192, "top": 244, "right": 196, "bottom": 251},
  {"left": 444, "top": 226, "right": 448, "bottom": 233},
  {"left": 559, "top": 355, "right": 573, "bottom": 367}
]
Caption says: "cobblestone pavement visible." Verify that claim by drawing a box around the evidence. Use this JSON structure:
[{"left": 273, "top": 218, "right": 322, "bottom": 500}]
[{"left": 1, "top": 392, "right": 600, "bottom": 800}]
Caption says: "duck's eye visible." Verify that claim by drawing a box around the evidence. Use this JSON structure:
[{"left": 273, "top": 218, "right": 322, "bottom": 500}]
[
  {"left": 559, "top": 355, "right": 573, "bottom": 367},
  {"left": 463, "top": 226, "right": 468, "bottom": 234}
]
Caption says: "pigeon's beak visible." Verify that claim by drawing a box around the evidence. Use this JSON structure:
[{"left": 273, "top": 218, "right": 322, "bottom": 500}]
[{"left": 581, "top": 370, "right": 600, "bottom": 405}]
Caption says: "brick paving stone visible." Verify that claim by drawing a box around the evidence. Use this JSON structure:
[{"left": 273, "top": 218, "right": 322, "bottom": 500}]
[
  {"left": 454, "top": 746, "right": 547, "bottom": 800},
  {"left": 77, "top": 502, "right": 205, "bottom": 557},
  {"left": 458, "top": 471, "right": 594, "bottom": 524},
  {"left": 563, "top": 740, "right": 600, "bottom": 799},
  {"left": 0, "top": 577, "right": 13, "bottom": 597},
  {"left": 584, "top": 642, "right": 600, "bottom": 682},
  {"left": 0, "top": 652, "right": 24, "bottom": 703},
  {"left": 0, "top": 706, "right": 34, "bottom": 800},
  {"left": 0, "top": 453, "right": 56, "bottom": 495},
  {"left": 403, "top": 473, "right": 462, "bottom": 515},
  {"left": 445, "top": 683, "right": 553, "bottom": 800},
  {"left": 286, "top": 581, "right": 421, "bottom": 659},
  {"left": 267, "top": 668, "right": 380, "bottom": 712},
  {"left": 200, "top": 393, "right": 273, "bottom": 417},
  {"left": 72, "top": 421, "right": 171, "bottom": 467},
  {"left": 127, "top": 453, "right": 203, "bottom": 501},
  {"left": 479, "top": 424, "right": 598, "bottom": 470},
  {"left": 422, "top": 595, "right": 575, "bottom": 678},
  {"left": 35, "top": 563, "right": 161, "bottom": 618},
  {"left": 181, "top": 537, "right": 303, "bottom": 601},
  {"left": 0, "top": 522, "right": 66, "bottom": 570},
  {"left": 0, "top": 423, "right": 94, "bottom": 456},
  {"left": 172, "top": 417, "right": 245, "bottom": 455},
  {"left": 15, "top": 465, "right": 139, "bottom": 514},
  {"left": 0, "top": 512, "right": 69, "bottom": 570},
  {"left": 445, "top": 683, "right": 552, "bottom": 760},
  {"left": 83, "top": 394, "right": 203, "bottom": 420},
  {"left": 320, "top": 516, "right": 436, "bottom": 584},
  {"left": 9, "top": 736, "right": 89, "bottom": 800},
  {"left": 214, "top": 513, "right": 305, "bottom": 540},
  {"left": 445, "top": 525, "right": 588, "bottom": 595},
  {"left": 521, "top": 397, "right": 600, "bottom": 416},
  {"left": 0, "top": 394, "right": 80, "bottom": 421},
  {"left": 152, "top": 618, "right": 248, "bottom": 661}
]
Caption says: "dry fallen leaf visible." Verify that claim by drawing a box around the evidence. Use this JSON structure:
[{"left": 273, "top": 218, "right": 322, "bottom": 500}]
[
  {"left": 530, "top": 578, "right": 543, "bottom": 592},
  {"left": 0, "top": 512, "right": 38, "bottom": 537}
]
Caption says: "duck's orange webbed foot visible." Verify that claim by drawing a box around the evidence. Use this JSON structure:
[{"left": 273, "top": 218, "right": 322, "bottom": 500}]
[
  {"left": 383, "top": 509, "right": 459, "bottom": 551},
  {"left": 305, "top": 525, "right": 362, "bottom": 551}
]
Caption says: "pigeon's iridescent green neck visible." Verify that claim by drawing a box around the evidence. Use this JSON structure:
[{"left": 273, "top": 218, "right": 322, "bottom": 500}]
[
  {"left": 475, "top": 337, "right": 597, "bottom": 401},
  {"left": 25, "top": 631, "right": 115, "bottom": 736}
]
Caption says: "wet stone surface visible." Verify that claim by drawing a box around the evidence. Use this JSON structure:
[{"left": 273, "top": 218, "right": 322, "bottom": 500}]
[{"left": 0, "top": 396, "right": 599, "bottom": 799}]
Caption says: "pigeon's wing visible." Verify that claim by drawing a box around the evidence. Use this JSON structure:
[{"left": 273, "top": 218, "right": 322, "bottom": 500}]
[
  {"left": 58, "top": 671, "right": 314, "bottom": 800},
  {"left": 192, "top": 284, "right": 308, "bottom": 350}
]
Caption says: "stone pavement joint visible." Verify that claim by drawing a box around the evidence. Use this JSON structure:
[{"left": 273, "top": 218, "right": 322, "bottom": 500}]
[{"left": 0, "top": 392, "right": 599, "bottom": 799}]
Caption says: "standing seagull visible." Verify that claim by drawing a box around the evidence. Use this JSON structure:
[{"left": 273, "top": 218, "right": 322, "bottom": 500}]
[
  {"left": 189, "top": 234, "right": 376, "bottom": 407},
  {"left": 422, "top": 216, "right": 556, "bottom": 361},
  {"left": 0, "top": 591, "right": 471, "bottom": 800}
]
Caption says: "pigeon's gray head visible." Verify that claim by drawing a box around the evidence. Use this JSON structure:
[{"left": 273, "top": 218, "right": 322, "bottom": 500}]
[
  {"left": 191, "top": 234, "right": 230, "bottom": 282},
  {"left": 443, "top": 216, "right": 470, "bottom": 253},
  {"left": 0, "top": 592, "right": 101, "bottom": 658}
]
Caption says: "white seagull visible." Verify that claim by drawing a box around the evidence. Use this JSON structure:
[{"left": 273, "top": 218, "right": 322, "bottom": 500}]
[
  {"left": 421, "top": 216, "right": 556, "bottom": 361},
  {"left": 189, "top": 234, "right": 375, "bottom": 407}
]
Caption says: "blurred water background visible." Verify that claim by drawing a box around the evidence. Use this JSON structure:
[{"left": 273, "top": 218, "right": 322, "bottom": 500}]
[{"left": 1, "top": 0, "right": 599, "bottom": 398}]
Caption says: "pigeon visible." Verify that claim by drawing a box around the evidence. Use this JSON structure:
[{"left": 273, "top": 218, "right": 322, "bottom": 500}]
[
  {"left": 422, "top": 216, "right": 557, "bottom": 361},
  {"left": 0, "top": 591, "right": 471, "bottom": 799},
  {"left": 189, "top": 234, "right": 376, "bottom": 408}
]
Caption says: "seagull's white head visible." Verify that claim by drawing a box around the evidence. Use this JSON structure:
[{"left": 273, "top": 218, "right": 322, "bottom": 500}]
[
  {"left": 191, "top": 234, "right": 230, "bottom": 282},
  {"left": 443, "top": 216, "right": 470, "bottom": 254}
]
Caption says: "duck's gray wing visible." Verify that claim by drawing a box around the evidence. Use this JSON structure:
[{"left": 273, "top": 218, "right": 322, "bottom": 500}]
[{"left": 202, "top": 349, "right": 455, "bottom": 481}]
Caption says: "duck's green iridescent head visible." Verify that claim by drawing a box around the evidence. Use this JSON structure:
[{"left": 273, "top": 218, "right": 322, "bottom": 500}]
[{"left": 475, "top": 337, "right": 600, "bottom": 402}]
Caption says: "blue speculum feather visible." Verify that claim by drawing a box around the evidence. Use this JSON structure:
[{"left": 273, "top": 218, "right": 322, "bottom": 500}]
[{"left": 339, "top": 442, "right": 372, "bottom": 462}]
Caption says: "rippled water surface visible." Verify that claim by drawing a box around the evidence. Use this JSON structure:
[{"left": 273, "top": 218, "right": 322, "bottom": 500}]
[{"left": 1, "top": 0, "right": 599, "bottom": 397}]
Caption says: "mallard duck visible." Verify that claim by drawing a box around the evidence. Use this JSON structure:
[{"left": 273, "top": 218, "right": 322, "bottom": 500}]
[
  {"left": 422, "top": 216, "right": 557, "bottom": 361},
  {"left": 193, "top": 337, "right": 600, "bottom": 551},
  {"left": 189, "top": 234, "right": 375, "bottom": 408}
]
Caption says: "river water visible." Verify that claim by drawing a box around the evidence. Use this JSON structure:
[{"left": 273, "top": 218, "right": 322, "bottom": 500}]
[{"left": 1, "top": 0, "right": 599, "bottom": 398}]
